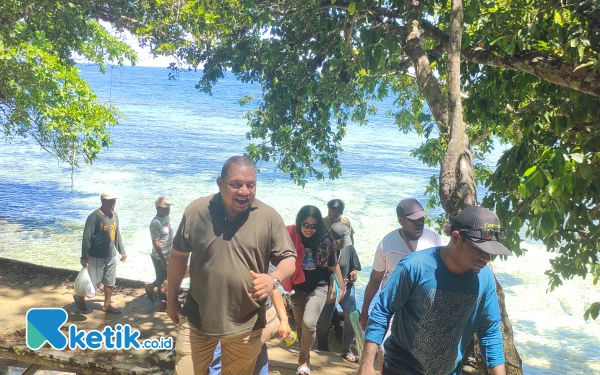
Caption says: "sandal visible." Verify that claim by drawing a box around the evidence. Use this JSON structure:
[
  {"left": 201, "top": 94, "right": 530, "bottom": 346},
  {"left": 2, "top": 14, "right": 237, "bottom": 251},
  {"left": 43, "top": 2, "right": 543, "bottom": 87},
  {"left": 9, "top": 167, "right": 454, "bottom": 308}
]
[
  {"left": 341, "top": 352, "right": 358, "bottom": 363},
  {"left": 296, "top": 365, "right": 310, "bottom": 375},
  {"left": 73, "top": 295, "right": 88, "bottom": 312},
  {"left": 103, "top": 307, "right": 123, "bottom": 314},
  {"left": 145, "top": 284, "right": 157, "bottom": 302}
]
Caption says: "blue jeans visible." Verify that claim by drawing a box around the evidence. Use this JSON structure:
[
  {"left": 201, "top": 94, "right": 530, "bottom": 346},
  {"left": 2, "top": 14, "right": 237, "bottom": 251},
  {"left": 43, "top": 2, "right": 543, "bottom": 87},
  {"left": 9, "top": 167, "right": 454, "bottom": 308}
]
[{"left": 209, "top": 342, "right": 268, "bottom": 375}]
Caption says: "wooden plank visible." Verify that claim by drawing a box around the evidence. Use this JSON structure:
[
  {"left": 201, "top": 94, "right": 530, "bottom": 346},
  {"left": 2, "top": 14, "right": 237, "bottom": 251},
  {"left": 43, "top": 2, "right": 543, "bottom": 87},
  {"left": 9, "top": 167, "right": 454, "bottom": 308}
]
[
  {"left": 21, "top": 364, "right": 42, "bottom": 375},
  {"left": 0, "top": 359, "right": 60, "bottom": 373},
  {"left": 0, "top": 343, "right": 160, "bottom": 375},
  {"left": 265, "top": 341, "right": 360, "bottom": 375}
]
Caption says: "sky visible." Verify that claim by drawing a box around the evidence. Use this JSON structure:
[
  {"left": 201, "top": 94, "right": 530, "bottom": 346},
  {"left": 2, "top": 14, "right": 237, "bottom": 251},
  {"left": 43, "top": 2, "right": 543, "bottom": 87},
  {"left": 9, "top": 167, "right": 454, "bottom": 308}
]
[{"left": 76, "top": 21, "right": 179, "bottom": 68}]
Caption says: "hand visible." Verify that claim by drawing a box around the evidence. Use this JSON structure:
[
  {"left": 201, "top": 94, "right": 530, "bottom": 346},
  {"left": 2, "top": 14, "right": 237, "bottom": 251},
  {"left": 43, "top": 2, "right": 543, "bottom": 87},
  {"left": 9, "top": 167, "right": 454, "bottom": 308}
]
[
  {"left": 160, "top": 258, "right": 168, "bottom": 269},
  {"left": 80, "top": 259, "right": 88, "bottom": 268},
  {"left": 359, "top": 312, "right": 368, "bottom": 331},
  {"left": 249, "top": 271, "right": 274, "bottom": 301},
  {"left": 278, "top": 320, "right": 291, "bottom": 341},
  {"left": 349, "top": 270, "right": 358, "bottom": 282},
  {"left": 120, "top": 253, "right": 127, "bottom": 262},
  {"left": 167, "top": 299, "right": 182, "bottom": 324}
]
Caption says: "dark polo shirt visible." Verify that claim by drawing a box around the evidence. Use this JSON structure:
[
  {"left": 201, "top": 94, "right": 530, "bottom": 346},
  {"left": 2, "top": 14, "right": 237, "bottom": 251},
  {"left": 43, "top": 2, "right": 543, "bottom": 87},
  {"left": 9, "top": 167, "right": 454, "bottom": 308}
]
[{"left": 173, "top": 193, "right": 296, "bottom": 337}]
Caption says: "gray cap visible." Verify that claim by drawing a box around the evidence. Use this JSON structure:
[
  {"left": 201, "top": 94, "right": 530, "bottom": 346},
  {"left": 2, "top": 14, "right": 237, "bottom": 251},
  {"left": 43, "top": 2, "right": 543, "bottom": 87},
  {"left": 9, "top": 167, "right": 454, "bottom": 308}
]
[
  {"left": 397, "top": 198, "right": 426, "bottom": 220},
  {"left": 330, "top": 222, "right": 353, "bottom": 248}
]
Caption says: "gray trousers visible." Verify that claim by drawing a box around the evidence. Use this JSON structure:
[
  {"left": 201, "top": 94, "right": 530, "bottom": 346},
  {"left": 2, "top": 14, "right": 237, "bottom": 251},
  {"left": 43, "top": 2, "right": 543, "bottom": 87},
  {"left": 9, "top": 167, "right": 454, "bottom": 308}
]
[
  {"left": 291, "top": 284, "right": 328, "bottom": 365},
  {"left": 316, "top": 302, "right": 356, "bottom": 354}
]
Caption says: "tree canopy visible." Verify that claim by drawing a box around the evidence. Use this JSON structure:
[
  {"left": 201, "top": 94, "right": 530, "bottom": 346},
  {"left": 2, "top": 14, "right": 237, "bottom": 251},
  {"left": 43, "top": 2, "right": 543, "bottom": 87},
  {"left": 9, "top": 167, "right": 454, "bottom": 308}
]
[
  {"left": 137, "top": 0, "right": 599, "bottom": 320},
  {"left": 0, "top": 0, "right": 143, "bottom": 168},
  {"left": 1, "top": 0, "right": 598, "bottom": 319}
]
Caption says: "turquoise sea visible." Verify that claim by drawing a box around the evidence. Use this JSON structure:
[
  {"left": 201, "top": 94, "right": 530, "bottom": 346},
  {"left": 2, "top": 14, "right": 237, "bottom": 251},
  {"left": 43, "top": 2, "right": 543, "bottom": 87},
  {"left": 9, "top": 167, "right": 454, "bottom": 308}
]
[{"left": 0, "top": 65, "right": 599, "bottom": 374}]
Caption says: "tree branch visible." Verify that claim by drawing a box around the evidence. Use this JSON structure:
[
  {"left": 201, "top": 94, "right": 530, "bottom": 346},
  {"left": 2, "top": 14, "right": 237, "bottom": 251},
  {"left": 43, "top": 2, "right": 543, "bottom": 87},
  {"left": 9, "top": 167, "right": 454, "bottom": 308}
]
[
  {"left": 470, "top": 128, "right": 493, "bottom": 146},
  {"left": 421, "top": 20, "right": 600, "bottom": 97},
  {"left": 318, "top": 1, "right": 403, "bottom": 19},
  {"left": 399, "top": 18, "right": 449, "bottom": 133}
]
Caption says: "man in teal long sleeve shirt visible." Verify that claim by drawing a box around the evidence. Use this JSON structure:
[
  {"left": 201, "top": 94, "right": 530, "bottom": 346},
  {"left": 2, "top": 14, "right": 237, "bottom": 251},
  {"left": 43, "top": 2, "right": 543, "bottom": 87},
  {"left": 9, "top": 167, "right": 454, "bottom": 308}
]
[{"left": 358, "top": 206, "right": 511, "bottom": 375}]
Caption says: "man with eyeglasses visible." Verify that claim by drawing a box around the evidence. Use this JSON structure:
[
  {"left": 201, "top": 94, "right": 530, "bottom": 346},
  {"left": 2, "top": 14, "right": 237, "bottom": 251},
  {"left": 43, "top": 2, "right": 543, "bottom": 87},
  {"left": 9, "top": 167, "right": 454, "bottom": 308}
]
[
  {"left": 357, "top": 205, "right": 511, "bottom": 375},
  {"left": 167, "top": 156, "right": 296, "bottom": 375}
]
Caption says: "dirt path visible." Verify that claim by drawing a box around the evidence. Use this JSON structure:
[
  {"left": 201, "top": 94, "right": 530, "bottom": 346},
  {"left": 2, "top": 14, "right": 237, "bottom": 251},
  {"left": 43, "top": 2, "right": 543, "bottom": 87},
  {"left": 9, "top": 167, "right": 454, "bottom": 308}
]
[{"left": 0, "top": 258, "right": 361, "bottom": 374}]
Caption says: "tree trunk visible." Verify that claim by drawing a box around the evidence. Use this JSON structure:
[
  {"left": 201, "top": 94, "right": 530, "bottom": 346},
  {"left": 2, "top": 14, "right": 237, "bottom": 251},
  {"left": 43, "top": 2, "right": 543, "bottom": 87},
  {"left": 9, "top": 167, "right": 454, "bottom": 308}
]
[
  {"left": 439, "top": 0, "right": 476, "bottom": 217},
  {"left": 403, "top": 0, "right": 524, "bottom": 373},
  {"left": 469, "top": 279, "right": 523, "bottom": 375}
]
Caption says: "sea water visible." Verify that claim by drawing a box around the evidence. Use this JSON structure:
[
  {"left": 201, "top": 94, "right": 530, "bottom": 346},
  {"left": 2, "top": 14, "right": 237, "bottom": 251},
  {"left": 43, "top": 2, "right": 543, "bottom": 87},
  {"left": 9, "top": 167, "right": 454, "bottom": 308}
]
[{"left": 0, "top": 65, "right": 598, "bottom": 374}]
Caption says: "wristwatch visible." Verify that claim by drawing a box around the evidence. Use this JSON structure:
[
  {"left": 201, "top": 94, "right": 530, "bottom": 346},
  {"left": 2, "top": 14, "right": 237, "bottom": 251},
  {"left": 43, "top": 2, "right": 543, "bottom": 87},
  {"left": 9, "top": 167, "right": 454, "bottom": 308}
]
[{"left": 270, "top": 275, "right": 281, "bottom": 290}]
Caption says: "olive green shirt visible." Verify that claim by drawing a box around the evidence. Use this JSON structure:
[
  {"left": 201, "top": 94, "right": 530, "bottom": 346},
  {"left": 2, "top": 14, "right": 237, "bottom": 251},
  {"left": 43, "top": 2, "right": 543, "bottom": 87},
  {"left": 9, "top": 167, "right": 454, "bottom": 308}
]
[{"left": 174, "top": 193, "right": 296, "bottom": 337}]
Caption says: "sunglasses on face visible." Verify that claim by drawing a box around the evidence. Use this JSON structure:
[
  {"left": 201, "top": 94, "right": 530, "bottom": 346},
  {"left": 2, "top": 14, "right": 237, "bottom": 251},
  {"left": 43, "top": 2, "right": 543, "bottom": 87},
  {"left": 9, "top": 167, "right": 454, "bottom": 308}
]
[
  {"left": 458, "top": 228, "right": 508, "bottom": 241},
  {"left": 301, "top": 222, "right": 318, "bottom": 230}
]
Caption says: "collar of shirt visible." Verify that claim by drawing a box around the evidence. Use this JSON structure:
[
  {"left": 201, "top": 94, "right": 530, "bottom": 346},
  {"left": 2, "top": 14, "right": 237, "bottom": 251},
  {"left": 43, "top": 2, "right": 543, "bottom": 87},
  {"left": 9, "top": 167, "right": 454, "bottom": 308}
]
[{"left": 209, "top": 193, "right": 259, "bottom": 226}]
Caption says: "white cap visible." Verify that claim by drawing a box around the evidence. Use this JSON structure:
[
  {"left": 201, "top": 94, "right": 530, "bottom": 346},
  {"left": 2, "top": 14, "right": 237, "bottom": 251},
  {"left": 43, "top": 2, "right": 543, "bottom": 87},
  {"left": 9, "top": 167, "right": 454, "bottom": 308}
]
[
  {"left": 155, "top": 196, "right": 174, "bottom": 208},
  {"left": 100, "top": 192, "right": 118, "bottom": 200}
]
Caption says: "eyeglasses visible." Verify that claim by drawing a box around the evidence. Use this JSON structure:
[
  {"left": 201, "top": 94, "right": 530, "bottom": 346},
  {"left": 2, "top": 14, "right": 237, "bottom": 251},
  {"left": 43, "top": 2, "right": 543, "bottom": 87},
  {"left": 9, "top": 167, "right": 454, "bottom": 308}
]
[
  {"left": 301, "top": 222, "right": 318, "bottom": 230},
  {"left": 458, "top": 228, "right": 507, "bottom": 241}
]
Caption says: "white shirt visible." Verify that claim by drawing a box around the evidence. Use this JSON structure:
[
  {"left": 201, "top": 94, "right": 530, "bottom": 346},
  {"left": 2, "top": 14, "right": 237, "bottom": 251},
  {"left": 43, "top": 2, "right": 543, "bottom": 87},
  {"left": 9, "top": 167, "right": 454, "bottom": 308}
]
[{"left": 372, "top": 227, "right": 443, "bottom": 288}]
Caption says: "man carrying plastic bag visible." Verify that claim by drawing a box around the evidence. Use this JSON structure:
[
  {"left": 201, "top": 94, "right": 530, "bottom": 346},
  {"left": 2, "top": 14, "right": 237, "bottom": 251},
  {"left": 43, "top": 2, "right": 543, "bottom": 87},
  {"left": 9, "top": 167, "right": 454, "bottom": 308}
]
[{"left": 73, "top": 192, "right": 127, "bottom": 313}]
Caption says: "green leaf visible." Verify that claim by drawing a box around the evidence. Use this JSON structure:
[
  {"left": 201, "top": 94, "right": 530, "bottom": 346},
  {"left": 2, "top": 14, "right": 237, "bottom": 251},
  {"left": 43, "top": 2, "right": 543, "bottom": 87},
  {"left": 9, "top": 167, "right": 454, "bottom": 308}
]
[
  {"left": 524, "top": 165, "right": 537, "bottom": 177},
  {"left": 579, "top": 162, "right": 592, "bottom": 180},
  {"left": 547, "top": 179, "right": 563, "bottom": 197},
  {"left": 578, "top": 44, "right": 585, "bottom": 61},
  {"left": 570, "top": 153, "right": 584, "bottom": 163},
  {"left": 564, "top": 174, "right": 575, "bottom": 193},
  {"left": 489, "top": 36, "right": 509, "bottom": 46},
  {"left": 532, "top": 171, "right": 544, "bottom": 187},
  {"left": 540, "top": 212, "right": 556, "bottom": 236},
  {"left": 506, "top": 43, "right": 515, "bottom": 55},
  {"left": 348, "top": 2, "right": 356, "bottom": 15},
  {"left": 554, "top": 11, "right": 563, "bottom": 26},
  {"left": 574, "top": 60, "right": 595, "bottom": 72},
  {"left": 584, "top": 302, "right": 600, "bottom": 320}
]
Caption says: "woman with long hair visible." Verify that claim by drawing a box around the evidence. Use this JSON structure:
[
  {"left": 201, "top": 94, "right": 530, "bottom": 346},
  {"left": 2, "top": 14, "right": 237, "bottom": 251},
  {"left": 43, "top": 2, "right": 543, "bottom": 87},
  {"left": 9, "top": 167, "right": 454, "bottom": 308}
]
[{"left": 284, "top": 205, "right": 344, "bottom": 375}]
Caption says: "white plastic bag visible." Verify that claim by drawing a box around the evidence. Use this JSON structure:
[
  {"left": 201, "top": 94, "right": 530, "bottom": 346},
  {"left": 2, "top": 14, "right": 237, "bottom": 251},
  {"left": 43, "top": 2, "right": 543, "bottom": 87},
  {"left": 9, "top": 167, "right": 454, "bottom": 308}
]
[{"left": 74, "top": 267, "right": 95, "bottom": 298}]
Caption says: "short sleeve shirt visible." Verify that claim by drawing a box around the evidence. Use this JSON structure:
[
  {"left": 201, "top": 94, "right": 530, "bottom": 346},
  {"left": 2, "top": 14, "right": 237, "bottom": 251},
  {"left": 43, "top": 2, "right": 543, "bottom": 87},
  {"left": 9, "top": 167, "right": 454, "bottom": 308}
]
[
  {"left": 150, "top": 215, "right": 173, "bottom": 259},
  {"left": 373, "top": 228, "right": 442, "bottom": 288},
  {"left": 338, "top": 244, "right": 362, "bottom": 280},
  {"left": 293, "top": 239, "right": 337, "bottom": 293},
  {"left": 173, "top": 193, "right": 296, "bottom": 337}
]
